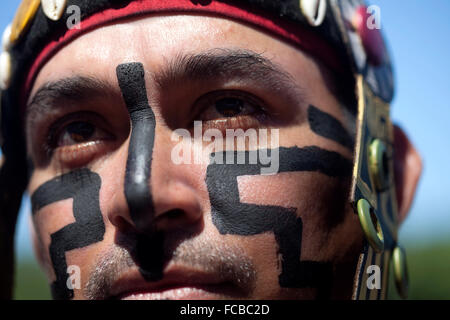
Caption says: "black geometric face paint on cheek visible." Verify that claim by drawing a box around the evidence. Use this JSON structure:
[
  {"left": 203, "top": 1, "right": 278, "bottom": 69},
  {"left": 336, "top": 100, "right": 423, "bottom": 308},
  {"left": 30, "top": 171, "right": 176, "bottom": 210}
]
[
  {"left": 308, "top": 105, "right": 355, "bottom": 150},
  {"left": 116, "top": 63, "right": 156, "bottom": 232},
  {"left": 31, "top": 169, "right": 105, "bottom": 300},
  {"left": 206, "top": 146, "right": 352, "bottom": 296}
]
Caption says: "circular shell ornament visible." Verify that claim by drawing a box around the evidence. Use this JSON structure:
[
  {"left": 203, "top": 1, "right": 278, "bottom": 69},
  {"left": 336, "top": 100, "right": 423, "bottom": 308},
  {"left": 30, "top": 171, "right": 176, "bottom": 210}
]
[
  {"left": 2, "top": 24, "right": 12, "bottom": 51},
  {"left": 300, "top": 0, "right": 327, "bottom": 27},
  {"left": 42, "top": 0, "right": 68, "bottom": 21},
  {"left": 0, "top": 51, "right": 12, "bottom": 90},
  {"left": 357, "top": 198, "right": 384, "bottom": 252},
  {"left": 368, "top": 139, "right": 389, "bottom": 191},
  {"left": 393, "top": 246, "right": 409, "bottom": 299}
]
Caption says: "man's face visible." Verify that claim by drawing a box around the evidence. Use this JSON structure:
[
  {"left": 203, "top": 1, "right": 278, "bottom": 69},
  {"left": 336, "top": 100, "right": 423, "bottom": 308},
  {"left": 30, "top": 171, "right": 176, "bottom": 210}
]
[{"left": 26, "top": 15, "right": 363, "bottom": 300}]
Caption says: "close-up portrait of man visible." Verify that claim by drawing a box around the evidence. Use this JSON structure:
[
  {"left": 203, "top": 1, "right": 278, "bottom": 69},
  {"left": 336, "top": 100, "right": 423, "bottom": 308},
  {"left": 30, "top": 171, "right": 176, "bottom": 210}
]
[{"left": 0, "top": 0, "right": 423, "bottom": 301}]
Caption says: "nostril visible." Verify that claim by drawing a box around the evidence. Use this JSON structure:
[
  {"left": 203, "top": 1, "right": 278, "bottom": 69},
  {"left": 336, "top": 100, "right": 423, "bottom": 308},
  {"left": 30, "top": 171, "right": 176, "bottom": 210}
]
[
  {"left": 112, "top": 215, "right": 137, "bottom": 234},
  {"left": 164, "top": 209, "right": 185, "bottom": 220},
  {"left": 153, "top": 208, "right": 201, "bottom": 231}
]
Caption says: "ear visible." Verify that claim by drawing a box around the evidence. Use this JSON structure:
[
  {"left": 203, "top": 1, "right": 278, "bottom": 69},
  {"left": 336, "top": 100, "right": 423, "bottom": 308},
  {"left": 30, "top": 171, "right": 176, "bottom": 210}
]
[{"left": 393, "top": 124, "right": 423, "bottom": 224}]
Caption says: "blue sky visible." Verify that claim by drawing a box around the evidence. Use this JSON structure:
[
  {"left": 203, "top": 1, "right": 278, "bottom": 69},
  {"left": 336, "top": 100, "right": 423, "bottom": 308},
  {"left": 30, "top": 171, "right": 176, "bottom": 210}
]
[
  {"left": 0, "top": 1, "right": 449, "bottom": 259},
  {"left": 372, "top": 0, "right": 450, "bottom": 246}
]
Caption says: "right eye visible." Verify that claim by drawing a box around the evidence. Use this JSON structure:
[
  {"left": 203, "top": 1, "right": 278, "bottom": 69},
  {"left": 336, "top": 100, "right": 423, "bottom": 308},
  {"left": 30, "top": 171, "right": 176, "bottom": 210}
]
[
  {"left": 45, "top": 113, "right": 115, "bottom": 168},
  {"left": 56, "top": 121, "right": 104, "bottom": 147}
]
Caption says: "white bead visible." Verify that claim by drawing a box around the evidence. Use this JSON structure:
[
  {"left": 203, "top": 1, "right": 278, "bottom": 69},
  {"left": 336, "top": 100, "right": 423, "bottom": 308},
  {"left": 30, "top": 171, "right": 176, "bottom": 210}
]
[
  {"left": 42, "top": 0, "right": 67, "bottom": 21},
  {"left": 2, "top": 24, "right": 12, "bottom": 51},
  {"left": 300, "top": 0, "right": 327, "bottom": 27},
  {"left": 0, "top": 51, "right": 12, "bottom": 90}
]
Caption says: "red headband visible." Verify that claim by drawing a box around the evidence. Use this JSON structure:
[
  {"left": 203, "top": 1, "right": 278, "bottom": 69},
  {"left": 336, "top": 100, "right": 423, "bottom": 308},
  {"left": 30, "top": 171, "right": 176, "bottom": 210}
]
[{"left": 25, "top": 0, "right": 343, "bottom": 96}]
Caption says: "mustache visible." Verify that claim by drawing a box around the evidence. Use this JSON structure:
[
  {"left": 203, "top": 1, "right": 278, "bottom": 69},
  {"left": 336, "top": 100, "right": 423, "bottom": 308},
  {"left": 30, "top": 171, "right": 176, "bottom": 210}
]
[{"left": 83, "top": 233, "right": 257, "bottom": 299}]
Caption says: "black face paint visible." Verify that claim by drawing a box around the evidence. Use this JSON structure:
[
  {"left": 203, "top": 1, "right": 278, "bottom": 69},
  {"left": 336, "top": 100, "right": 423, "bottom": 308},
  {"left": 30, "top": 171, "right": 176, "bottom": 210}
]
[
  {"left": 116, "top": 62, "right": 165, "bottom": 281},
  {"left": 116, "top": 63, "right": 156, "bottom": 232},
  {"left": 31, "top": 169, "right": 105, "bottom": 300},
  {"left": 308, "top": 105, "right": 355, "bottom": 150},
  {"left": 120, "top": 232, "right": 165, "bottom": 282},
  {"left": 206, "top": 146, "right": 352, "bottom": 295}
]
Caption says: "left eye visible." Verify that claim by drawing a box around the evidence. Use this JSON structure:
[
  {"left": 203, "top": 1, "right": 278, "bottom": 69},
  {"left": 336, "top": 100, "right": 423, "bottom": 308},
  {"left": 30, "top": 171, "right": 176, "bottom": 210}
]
[
  {"left": 56, "top": 121, "right": 108, "bottom": 147},
  {"left": 214, "top": 97, "right": 249, "bottom": 117},
  {"left": 58, "top": 121, "right": 96, "bottom": 146},
  {"left": 196, "top": 91, "right": 264, "bottom": 123}
]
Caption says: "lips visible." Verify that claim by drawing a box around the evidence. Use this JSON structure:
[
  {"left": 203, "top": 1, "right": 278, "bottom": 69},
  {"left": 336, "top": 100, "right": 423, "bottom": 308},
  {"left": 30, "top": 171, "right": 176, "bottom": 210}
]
[
  {"left": 108, "top": 266, "right": 244, "bottom": 300},
  {"left": 118, "top": 286, "right": 235, "bottom": 300}
]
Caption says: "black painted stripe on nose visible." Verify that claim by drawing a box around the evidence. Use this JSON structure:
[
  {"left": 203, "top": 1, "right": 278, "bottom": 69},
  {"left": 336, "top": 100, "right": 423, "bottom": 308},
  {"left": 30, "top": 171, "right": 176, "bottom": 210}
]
[{"left": 117, "top": 63, "right": 156, "bottom": 231}]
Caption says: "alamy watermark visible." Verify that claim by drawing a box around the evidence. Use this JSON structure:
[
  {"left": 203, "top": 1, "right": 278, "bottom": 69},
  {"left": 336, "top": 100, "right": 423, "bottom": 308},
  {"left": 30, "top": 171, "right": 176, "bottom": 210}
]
[
  {"left": 66, "top": 5, "right": 81, "bottom": 30},
  {"left": 366, "top": 265, "right": 381, "bottom": 290},
  {"left": 64, "top": 4, "right": 382, "bottom": 31},
  {"left": 66, "top": 265, "right": 81, "bottom": 290},
  {"left": 171, "top": 121, "right": 280, "bottom": 175},
  {"left": 366, "top": 5, "right": 381, "bottom": 30}
]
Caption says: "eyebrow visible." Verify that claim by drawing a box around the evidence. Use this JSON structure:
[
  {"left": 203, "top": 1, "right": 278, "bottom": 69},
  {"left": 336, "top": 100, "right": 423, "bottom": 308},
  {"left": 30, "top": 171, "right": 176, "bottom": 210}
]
[
  {"left": 26, "top": 76, "right": 115, "bottom": 123},
  {"left": 155, "top": 48, "right": 303, "bottom": 96},
  {"left": 26, "top": 49, "right": 303, "bottom": 126}
]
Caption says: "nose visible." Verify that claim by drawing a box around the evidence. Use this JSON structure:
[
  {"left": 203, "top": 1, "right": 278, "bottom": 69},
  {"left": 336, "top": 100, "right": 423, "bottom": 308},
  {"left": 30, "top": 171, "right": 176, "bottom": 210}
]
[
  {"left": 108, "top": 62, "right": 203, "bottom": 234},
  {"left": 143, "top": 178, "right": 204, "bottom": 232},
  {"left": 110, "top": 172, "right": 204, "bottom": 234},
  {"left": 107, "top": 158, "right": 204, "bottom": 235}
]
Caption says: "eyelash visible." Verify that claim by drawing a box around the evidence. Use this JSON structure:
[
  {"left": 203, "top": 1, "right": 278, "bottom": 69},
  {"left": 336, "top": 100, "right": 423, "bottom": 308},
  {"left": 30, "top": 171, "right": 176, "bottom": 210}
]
[
  {"left": 38, "top": 90, "right": 270, "bottom": 168},
  {"left": 43, "top": 112, "right": 113, "bottom": 168},
  {"left": 193, "top": 90, "right": 270, "bottom": 131}
]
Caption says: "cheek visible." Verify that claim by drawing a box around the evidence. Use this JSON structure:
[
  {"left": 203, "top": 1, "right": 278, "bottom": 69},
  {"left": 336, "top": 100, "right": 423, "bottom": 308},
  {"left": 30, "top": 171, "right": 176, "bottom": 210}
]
[
  {"left": 238, "top": 172, "right": 350, "bottom": 225},
  {"left": 237, "top": 172, "right": 351, "bottom": 272},
  {"left": 29, "top": 169, "right": 107, "bottom": 299},
  {"left": 32, "top": 199, "right": 75, "bottom": 278},
  {"left": 33, "top": 200, "right": 76, "bottom": 244}
]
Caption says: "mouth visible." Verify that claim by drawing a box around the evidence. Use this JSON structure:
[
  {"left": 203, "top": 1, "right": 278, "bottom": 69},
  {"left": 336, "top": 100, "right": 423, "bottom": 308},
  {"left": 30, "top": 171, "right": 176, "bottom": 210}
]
[{"left": 108, "top": 267, "right": 245, "bottom": 300}]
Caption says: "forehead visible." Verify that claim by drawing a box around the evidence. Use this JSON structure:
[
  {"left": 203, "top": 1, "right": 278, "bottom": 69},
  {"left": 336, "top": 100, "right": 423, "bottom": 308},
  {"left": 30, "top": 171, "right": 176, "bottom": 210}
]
[{"left": 30, "top": 14, "right": 323, "bottom": 98}]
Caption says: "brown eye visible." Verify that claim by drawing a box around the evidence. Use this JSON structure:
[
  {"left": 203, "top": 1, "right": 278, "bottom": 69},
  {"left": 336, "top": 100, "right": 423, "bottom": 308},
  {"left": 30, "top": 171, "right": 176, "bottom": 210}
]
[
  {"left": 54, "top": 119, "right": 113, "bottom": 149},
  {"left": 60, "top": 121, "right": 96, "bottom": 145},
  {"left": 193, "top": 90, "right": 270, "bottom": 132},
  {"left": 215, "top": 97, "right": 246, "bottom": 117},
  {"left": 197, "top": 91, "right": 264, "bottom": 122},
  {"left": 37, "top": 111, "right": 117, "bottom": 168},
  {"left": 51, "top": 120, "right": 113, "bottom": 167}
]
